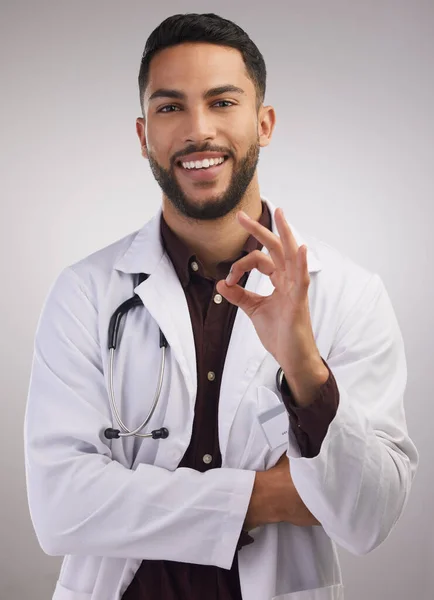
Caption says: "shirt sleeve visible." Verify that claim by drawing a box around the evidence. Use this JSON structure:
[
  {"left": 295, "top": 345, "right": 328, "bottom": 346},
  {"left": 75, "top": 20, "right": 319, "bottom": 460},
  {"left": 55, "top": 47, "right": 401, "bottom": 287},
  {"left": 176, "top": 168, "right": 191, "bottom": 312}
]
[{"left": 278, "top": 358, "right": 340, "bottom": 458}]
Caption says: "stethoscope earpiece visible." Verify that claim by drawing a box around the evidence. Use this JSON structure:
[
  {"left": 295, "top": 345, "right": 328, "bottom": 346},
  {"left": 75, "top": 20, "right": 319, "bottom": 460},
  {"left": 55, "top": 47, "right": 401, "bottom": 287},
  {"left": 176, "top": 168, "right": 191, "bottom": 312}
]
[
  {"left": 104, "top": 428, "right": 121, "bottom": 439},
  {"left": 151, "top": 427, "right": 169, "bottom": 440}
]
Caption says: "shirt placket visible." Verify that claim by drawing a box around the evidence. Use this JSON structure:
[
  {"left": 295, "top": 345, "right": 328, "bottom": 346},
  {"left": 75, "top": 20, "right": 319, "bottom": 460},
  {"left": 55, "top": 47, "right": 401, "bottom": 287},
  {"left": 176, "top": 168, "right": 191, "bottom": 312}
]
[{"left": 196, "top": 278, "right": 228, "bottom": 472}]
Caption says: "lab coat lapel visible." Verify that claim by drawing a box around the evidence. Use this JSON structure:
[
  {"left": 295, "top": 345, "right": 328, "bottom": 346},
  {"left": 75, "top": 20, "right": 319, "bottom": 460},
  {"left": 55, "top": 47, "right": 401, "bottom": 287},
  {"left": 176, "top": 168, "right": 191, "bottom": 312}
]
[
  {"left": 133, "top": 254, "right": 197, "bottom": 405},
  {"left": 114, "top": 209, "right": 197, "bottom": 412}
]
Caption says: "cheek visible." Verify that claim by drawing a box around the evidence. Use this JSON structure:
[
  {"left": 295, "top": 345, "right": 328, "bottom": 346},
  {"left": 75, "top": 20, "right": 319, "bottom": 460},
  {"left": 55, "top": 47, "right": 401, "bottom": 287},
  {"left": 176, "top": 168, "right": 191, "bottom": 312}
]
[
  {"left": 232, "top": 128, "right": 259, "bottom": 157},
  {"left": 146, "top": 122, "right": 174, "bottom": 162},
  {"left": 228, "top": 113, "right": 259, "bottom": 146}
]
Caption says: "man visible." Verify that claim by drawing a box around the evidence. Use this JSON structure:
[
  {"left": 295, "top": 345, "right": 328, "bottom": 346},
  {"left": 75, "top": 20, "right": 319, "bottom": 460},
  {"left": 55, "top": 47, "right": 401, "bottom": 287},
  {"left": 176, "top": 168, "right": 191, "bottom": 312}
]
[{"left": 25, "top": 13, "right": 418, "bottom": 600}]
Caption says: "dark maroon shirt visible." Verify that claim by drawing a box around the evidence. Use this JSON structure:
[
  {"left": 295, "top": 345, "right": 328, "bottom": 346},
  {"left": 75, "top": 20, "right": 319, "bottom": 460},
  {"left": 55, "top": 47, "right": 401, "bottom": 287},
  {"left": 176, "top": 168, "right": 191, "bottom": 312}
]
[{"left": 121, "top": 201, "right": 339, "bottom": 600}]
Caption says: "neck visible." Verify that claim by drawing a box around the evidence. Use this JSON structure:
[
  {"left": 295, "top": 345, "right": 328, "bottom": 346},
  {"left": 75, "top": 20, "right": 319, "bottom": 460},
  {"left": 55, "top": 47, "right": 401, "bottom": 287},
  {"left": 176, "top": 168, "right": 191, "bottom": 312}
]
[{"left": 162, "top": 181, "right": 262, "bottom": 278}]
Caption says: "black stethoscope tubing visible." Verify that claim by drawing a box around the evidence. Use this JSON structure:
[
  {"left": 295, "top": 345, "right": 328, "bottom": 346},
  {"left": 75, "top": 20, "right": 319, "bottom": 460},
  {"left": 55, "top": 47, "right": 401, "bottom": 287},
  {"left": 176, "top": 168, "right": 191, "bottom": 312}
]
[{"left": 103, "top": 273, "right": 169, "bottom": 441}]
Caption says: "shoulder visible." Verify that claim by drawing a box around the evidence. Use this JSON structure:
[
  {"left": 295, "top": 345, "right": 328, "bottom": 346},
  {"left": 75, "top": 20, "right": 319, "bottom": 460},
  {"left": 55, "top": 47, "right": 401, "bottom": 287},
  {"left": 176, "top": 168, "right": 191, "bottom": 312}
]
[
  {"left": 45, "top": 225, "right": 146, "bottom": 310},
  {"left": 69, "top": 228, "right": 141, "bottom": 281},
  {"left": 302, "top": 230, "right": 384, "bottom": 317}
]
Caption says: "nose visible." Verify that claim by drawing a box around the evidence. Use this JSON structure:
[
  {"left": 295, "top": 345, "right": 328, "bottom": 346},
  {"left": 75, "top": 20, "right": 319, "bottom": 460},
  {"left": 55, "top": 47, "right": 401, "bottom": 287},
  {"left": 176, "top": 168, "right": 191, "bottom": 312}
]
[{"left": 182, "top": 107, "right": 216, "bottom": 145}]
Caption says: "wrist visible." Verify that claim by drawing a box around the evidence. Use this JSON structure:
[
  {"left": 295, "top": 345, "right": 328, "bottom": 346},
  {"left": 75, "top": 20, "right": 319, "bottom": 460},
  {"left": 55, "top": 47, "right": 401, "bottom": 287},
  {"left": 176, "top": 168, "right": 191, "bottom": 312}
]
[
  {"left": 245, "top": 470, "right": 279, "bottom": 530},
  {"left": 253, "top": 468, "right": 286, "bottom": 525},
  {"left": 280, "top": 360, "right": 329, "bottom": 408}
]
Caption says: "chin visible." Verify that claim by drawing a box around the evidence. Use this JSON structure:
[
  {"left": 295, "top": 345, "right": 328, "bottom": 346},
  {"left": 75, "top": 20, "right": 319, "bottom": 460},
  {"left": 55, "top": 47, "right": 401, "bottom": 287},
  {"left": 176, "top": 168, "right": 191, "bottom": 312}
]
[{"left": 183, "top": 190, "right": 226, "bottom": 206}]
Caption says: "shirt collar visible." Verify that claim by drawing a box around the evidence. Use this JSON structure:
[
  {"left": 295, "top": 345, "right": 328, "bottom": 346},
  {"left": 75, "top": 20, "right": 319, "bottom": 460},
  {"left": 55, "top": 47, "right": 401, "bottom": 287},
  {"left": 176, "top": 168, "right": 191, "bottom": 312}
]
[{"left": 160, "top": 201, "right": 272, "bottom": 288}]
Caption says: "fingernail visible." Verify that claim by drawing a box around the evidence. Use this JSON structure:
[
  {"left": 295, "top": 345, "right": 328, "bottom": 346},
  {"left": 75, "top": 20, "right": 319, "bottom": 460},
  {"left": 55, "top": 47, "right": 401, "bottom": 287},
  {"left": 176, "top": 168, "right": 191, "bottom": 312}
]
[{"left": 226, "top": 272, "right": 234, "bottom": 285}]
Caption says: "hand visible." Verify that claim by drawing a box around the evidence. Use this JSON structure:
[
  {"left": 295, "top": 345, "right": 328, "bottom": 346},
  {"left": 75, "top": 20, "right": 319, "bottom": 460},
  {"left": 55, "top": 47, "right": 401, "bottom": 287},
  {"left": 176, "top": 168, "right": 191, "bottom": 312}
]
[
  {"left": 216, "top": 208, "right": 328, "bottom": 404},
  {"left": 271, "top": 454, "right": 321, "bottom": 527},
  {"left": 244, "top": 453, "right": 320, "bottom": 531}
]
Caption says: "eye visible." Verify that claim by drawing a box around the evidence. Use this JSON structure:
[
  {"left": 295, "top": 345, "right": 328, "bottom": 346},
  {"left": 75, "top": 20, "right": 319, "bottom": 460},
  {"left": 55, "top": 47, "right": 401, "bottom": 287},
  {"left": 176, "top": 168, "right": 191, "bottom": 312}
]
[
  {"left": 157, "top": 105, "right": 181, "bottom": 113},
  {"left": 214, "top": 100, "right": 234, "bottom": 108}
]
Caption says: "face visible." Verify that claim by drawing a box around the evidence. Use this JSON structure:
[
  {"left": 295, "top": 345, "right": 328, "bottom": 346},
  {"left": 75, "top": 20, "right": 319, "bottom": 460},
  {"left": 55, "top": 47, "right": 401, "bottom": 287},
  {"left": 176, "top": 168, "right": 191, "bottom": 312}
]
[{"left": 137, "top": 42, "right": 275, "bottom": 221}]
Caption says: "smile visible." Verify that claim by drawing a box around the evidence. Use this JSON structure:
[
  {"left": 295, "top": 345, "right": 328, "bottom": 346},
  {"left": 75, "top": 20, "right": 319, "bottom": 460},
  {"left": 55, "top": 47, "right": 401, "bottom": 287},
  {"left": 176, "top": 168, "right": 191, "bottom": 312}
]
[
  {"left": 176, "top": 156, "right": 230, "bottom": 182},
  {"left": 179, "top": 156, "right": 228, "bottom": 170}
]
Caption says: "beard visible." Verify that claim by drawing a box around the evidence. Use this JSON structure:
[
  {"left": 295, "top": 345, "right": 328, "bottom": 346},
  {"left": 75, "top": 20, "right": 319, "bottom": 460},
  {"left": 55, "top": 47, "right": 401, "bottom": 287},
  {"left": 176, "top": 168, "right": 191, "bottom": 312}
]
[{"left": 147, "top": 139, "right": 260, "bottom": 221}]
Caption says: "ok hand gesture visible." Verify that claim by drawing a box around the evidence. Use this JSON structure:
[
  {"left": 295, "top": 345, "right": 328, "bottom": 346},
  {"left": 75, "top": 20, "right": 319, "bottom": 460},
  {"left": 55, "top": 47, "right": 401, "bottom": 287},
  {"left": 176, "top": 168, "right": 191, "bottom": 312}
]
[{"left": 216, "top": 208, "right": 328, "bottom": 405}]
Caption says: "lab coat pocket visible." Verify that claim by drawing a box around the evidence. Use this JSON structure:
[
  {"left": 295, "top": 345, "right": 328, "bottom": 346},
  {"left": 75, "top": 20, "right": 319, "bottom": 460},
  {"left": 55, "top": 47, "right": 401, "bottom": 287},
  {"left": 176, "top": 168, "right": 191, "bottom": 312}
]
[
  {"left": 53, "top": 581, "right": 92, "bottom": 600},
  {"left": 238, "top": 386, "right": 289, "bottom": 470},
  {"left": 272, "top": 583, "right": 344, "bottom": 600}
]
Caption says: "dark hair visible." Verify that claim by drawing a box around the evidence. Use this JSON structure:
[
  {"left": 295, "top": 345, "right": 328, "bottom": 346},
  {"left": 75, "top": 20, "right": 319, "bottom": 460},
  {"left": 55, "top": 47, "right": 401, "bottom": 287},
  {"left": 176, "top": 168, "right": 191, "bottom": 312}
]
[{"left": 138, "top": 13, "right": 266, "bottom": 113}]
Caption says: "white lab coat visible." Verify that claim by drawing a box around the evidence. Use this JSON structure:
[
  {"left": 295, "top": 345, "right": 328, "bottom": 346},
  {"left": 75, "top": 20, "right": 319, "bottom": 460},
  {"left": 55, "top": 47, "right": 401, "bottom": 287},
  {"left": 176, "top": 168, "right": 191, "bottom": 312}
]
[{"left": 24, "top": 197, "right": 418, "bottom": 600}]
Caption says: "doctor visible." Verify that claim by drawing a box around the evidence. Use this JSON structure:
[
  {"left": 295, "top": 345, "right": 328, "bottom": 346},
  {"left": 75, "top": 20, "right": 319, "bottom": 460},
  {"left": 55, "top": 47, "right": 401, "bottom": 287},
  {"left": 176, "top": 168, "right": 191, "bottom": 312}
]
[{"left": 25, "top": 12, "right": 418, "bottom": 600}]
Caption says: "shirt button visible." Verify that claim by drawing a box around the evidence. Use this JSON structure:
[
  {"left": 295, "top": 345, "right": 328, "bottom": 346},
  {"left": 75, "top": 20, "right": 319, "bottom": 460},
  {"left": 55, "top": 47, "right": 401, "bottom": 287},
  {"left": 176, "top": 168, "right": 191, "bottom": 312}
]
[
  {"left": 203, "top": 454, "right": 213, "bottom": 464},
  {"left": 191, "top": 261, "right": 199, "bottom": 272},
  {"left": 207, "top": 371, "right": 216, "bottom": 381},
  {"left": 214, "top": 294, "right": 223, "bottom": 304}
]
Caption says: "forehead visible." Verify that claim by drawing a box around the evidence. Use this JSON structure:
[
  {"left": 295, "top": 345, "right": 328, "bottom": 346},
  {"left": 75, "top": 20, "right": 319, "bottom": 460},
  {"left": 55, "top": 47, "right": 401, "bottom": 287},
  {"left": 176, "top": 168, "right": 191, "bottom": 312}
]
[{"left": 144, "top": 42, "right": 254, "bottom": 99}]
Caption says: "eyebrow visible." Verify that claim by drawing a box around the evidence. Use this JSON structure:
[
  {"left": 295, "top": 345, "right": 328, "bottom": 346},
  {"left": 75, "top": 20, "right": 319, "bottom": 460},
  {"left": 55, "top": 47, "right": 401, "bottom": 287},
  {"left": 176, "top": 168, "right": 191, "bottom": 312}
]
[{"left": 148, "top": 85, "right": 246, "bottom": 103}]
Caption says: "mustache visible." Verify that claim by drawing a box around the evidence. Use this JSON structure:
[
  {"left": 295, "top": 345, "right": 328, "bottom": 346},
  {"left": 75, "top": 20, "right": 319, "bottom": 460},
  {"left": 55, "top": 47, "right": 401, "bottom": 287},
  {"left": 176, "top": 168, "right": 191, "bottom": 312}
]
[{"left": 172, "top": 143, "right": 233, "bottom": 165}]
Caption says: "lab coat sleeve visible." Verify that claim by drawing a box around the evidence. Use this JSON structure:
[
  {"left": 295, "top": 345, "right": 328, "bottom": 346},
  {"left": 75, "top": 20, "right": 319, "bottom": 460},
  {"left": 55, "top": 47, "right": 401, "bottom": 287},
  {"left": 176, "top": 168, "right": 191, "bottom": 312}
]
[
  {"left": 287, "top": 273, "right": 419, "bottom": 555},
  {"left": 24, "top": 267, "right": 255, "bottom": 569}
]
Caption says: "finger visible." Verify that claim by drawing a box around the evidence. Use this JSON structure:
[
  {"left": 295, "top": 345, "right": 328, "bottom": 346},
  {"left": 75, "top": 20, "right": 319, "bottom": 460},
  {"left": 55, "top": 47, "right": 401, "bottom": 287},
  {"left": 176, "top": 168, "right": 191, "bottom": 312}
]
[
  {"left": 237, "top": 211, "right": 286, "bottom": 271},
  {"left": 225, "top": 250, "right": 277, "bottom": 287},
  {"left": 274, "top": 208, "right": 299, "bottom": 271},
  {"left": 215, "top": 279, "right": 265, "bottom": 317},
  {"left": 293, "top": 244, "right": 310, "bottom": 302}
]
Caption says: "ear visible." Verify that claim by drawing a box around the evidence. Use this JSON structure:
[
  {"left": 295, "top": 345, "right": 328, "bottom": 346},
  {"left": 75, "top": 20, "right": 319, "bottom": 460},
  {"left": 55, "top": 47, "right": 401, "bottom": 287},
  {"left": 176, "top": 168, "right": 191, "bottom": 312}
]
[
  {"left": 257, "top": 105, "right": 276, "bottom": 149},
  {"left": 136, "top": 117, "right": 148, "bottom": 159}
]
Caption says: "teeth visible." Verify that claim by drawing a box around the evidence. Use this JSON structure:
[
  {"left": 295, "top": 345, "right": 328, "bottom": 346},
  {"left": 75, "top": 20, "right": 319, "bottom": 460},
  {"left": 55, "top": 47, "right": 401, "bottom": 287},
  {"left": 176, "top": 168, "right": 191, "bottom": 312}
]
[{"left": 181, "top": 156, "right": 225, "bottom": 169}]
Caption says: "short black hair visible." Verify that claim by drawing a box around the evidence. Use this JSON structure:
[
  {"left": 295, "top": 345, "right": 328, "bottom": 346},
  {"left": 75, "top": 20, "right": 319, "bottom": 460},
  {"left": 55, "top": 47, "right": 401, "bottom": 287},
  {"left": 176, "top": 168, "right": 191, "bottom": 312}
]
[{"left": 138, "top": 13, "right": 267, "bottom": 113}]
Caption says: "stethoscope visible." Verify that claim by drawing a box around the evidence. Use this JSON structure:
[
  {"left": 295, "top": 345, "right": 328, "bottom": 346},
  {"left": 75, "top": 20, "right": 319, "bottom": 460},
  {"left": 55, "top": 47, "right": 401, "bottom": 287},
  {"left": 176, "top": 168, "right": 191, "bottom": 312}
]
[{"left": 103, "top": 273, "right": 170, "bottom": 441}]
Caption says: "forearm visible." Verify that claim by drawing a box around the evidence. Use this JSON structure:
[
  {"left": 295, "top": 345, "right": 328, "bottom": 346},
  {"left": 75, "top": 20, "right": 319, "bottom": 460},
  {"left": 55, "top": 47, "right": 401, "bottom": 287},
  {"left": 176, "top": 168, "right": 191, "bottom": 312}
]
[
  {"left": 244, "top": 462, "right": 320, "bottom": 530},
  {"left": 280, "top": 358, "right": 330, "bottom": 408}
]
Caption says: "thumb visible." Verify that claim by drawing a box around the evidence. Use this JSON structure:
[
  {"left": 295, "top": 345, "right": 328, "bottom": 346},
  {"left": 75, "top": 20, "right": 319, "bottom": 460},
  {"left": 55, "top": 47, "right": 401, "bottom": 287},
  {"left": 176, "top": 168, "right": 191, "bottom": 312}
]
[{"left": 216, "top": 279, "right": 261, "bottom": 317}]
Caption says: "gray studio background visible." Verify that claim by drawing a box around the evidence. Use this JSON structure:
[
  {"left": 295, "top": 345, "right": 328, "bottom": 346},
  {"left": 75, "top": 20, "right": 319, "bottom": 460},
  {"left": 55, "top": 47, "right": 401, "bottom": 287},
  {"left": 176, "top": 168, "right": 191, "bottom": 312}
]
[{"left": 1, "top": 1, "right": 433, "bottom": 598}]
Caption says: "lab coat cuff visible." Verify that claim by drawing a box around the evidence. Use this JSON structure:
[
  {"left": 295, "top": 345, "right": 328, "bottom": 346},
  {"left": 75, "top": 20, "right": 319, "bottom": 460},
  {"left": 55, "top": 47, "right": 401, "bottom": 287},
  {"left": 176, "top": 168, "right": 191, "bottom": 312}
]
[{"left": 212, "top": 468, "right": 256, "bottom": 569}]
